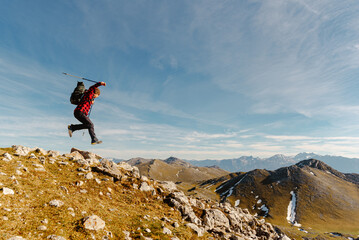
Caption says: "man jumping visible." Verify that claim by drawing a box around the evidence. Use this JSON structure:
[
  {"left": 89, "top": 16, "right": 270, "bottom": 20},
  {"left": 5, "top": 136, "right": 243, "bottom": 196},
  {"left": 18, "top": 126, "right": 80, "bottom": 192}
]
[{"left": 68, "top": 81, "right": 106, "bottom": 145}]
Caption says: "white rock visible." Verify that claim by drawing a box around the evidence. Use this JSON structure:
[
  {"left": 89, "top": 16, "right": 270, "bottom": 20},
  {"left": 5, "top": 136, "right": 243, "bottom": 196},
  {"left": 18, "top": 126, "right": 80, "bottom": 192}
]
[
  {"left": 2, "top": 187, "right": 15, "bottom": 195},
  {"left": 117, "top": 162, "right": 133, "bottom": 171},
  {"left": 3, "top": 153, "right": 12, "bottom": 161},
  {"left": 83, "top": 215, "right": 105, "bottom": 230},
  {"left": 76, "top": 181, "right": 84, "bottom": 186},
  {"left": 158, "top": 181, "right": 177, "bottom": 192},
  {"left": 141, "top": 176, "right": 149, "bottom": 182},
  {"left": 139, "top": 182, "right": 155, "bottom": 192},
  {"left": 47, "top": 235, "right": 66, "bottom": 240},
  {"left": 12, "top": 145, "right": 32, "bottom": 156},
  {"left": 38, "top": 225, "right": 47, "bottom": 231},
  {"left": 49, "top": 159, "right": 56, "bottom": 164},
  {"left": 48, "top": 151, "right": 60, "bottom": 157},
  {"left": 186, "top": 223, "right": 204, "bottom": 237},
  {"left": 123, "top": 230, "right": 132, "bottom": 240},
  {"left": 85, "top": 172, "right": 94, "bottom": 179},
  {"left": 163, "top": 227, "right": 172, "bottom": 235},
  {"left": 8, "top": 236, "right": 26, "bottom": 240},
  {"left": 145, "top": 228, "right": 151, "bottom": 233},
  {"left": 203, "top": 208, "right": 230, "bottom": 231},
  {"left": 281, "top": 236, "right": 291, "bottom": 240},
  {"left": 49, "top": 200, "right": 64, "bottom": 207},
  {"left": 35, "top": 147, "right": 47, "bottom": 155}
]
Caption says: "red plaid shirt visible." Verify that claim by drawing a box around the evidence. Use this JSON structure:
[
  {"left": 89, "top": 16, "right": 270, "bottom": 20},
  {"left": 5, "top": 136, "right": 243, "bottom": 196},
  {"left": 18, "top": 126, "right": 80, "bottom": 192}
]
[{"left": 74, "top": 82, "right": 101, "bottom": 115}]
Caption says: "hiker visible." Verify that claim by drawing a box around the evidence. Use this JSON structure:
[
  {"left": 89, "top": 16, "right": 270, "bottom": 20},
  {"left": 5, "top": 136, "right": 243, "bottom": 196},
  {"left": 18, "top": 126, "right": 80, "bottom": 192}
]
[{"left": 68, "top": 81, "right": 106, "bottom": 145}]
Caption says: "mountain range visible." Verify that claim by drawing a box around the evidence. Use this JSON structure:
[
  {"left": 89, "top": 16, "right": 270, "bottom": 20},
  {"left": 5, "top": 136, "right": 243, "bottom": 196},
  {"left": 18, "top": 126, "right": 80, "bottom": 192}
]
[
  {"left": 198, "top": 159, "right": 359, "bottom": 239},
  {"left": 186, "top": 152, "right": 359, "bottom": 174},
  {"left": 123, "top": 154, "right": 359, "bottom": 239}
]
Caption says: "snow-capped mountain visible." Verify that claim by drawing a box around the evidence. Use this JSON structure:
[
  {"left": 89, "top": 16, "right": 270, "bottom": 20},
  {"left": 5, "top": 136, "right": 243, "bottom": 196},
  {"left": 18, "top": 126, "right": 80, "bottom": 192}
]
[{"left": 187, "top": 152, "right": 359, "bottom": 174}]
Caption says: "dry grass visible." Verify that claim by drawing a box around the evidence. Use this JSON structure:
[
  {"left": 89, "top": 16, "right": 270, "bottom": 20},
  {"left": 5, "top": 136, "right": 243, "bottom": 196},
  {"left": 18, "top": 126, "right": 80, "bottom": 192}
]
[{"left": 0, "top": 148, "right": 212, "bottom": 240}]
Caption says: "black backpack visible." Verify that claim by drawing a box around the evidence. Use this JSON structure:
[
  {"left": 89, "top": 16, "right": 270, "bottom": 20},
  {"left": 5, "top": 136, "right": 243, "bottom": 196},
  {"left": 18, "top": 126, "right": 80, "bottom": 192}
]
[{"left": 70, "top": 81, "right": 86, "bottom": 105}]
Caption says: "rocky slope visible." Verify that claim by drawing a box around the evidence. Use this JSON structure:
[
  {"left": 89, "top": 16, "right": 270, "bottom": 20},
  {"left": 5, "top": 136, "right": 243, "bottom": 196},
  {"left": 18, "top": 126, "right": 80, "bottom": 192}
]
[
  {"left": 199, "top": 159, "right": 359, "bottom": 239},
  {"left": 0, "top": 146, "right": 289, "bottom": 240}
]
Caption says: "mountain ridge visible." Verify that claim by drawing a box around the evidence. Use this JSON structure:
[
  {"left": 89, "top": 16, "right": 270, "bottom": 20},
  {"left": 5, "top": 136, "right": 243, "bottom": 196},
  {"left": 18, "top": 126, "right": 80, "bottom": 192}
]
[
  {"left": 115, "top": 152, "right": 359, "bottom": 174},
  {"left": 198, "top": 159, "right": 359, "bottom": 239},
  {"left": 186, "top": 152, "right": 359, "bottom": 174}
]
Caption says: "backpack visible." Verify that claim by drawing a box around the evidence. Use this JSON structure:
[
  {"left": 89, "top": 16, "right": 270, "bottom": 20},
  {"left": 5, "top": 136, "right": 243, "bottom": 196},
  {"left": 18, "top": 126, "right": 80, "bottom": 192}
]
[{"left": 70, "top": 81, "right": 86, "bottom": 105}]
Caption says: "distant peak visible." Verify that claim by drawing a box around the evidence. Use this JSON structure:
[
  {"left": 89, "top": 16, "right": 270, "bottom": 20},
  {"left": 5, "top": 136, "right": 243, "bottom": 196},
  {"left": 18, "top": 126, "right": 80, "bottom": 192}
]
[
  {"left": 165, "top": 156, "right": 181, "bottom": 163},
  {"left": 296, "top": 159, "right": 328, "bottom": 169},
  {"left": 164, "top": 157, "right": 192, "bottom": 167}
]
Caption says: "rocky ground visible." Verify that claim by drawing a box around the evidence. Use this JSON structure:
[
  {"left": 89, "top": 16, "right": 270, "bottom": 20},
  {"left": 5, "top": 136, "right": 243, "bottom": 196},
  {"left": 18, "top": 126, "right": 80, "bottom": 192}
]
[{"left": 0, "top": 145, "right": 289, "bottom": 240}]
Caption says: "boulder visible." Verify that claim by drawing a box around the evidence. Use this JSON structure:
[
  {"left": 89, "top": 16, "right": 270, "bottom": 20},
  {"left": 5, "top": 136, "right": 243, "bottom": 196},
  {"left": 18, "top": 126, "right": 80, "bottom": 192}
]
[
  {"left": 85, "top": 172, "right": 94, "bottom": 179},
  {"left": 2, "top": 187, "right": 15, "bottom": 195},
  {"left": 117, "top": 162, "right": 133, "bottom": 172},
  {"left": 83, "top": 215, "right": 105, "bottom": 230},
  {"left": 186, "top": 223, "right": 204, "bottom": 237},
  {"left": 227, "top": 209, "right": 244, "bottom": 230},
  {"left": 71, "top": 148, "right": 101, "bottom": 164},
  {"left": 47, "top": 150, "right": 60, "bottom": 157},
  {"left": 167, "top": 191, "right": 190, "bottom": 206},
  {"left": 203, "top": 209, "right": 230, "bottom": 231},
  {"left": 117, "top": 162, "right": 140, "bottom": 178},
  {"left": 8, "top": 237, "right": 26, "bottom": 240},
  {"left": 139, "top": 182, "right": 155, "bottom": 192},
  {"left": 2, "top": 153, "right": 12, "bottom": 161},
  {"left": 49, "top": 200, "right": 64, "bottom": 207},
  {"left": 47, "top": 235, "right": 66, "bottom": 240},
  {"left": 35, "top": 147, "right": 48, "bottom": 155},
  {"left": 123, "top": 230, "right": 131, "bottom": 240},
  {"left": 165, "top": 191, "right": 202, "bottom": 225},
  {"left": 93, "top": 159, "right": 122, "bottom": 180},
  {"left": 12, "top": 145, "right": 32, "bottom": 156},
  {"left": 65, "top": 151, "right": 84, "bottom": 161},
  {"left": 163, "top": 227, "right": 172, "bottom": 235},
  {"left": 158, "top": 181, "right": 177, "bottom": 193}
]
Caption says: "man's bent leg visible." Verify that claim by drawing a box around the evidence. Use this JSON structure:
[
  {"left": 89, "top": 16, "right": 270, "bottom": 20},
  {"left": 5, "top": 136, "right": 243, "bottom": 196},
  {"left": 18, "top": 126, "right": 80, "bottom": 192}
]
[{"left": 73, "top": 111, "right": 98, "bottom": 142}]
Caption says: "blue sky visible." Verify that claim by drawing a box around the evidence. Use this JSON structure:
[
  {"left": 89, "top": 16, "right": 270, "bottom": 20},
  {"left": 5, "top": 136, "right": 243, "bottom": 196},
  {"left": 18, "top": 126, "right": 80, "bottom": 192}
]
[{"left": 1, "top": 0, "right": 359, "bottom": 160}]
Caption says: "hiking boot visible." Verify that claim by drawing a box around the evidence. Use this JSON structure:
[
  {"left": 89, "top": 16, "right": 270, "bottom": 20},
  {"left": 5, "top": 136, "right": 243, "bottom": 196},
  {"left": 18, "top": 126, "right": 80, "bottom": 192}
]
[
  {"left": 68, "top": 125, "right": 73, "bottom": 137},
  {"left": 91, "top": 140, "right": 103, "bottom": 145}
]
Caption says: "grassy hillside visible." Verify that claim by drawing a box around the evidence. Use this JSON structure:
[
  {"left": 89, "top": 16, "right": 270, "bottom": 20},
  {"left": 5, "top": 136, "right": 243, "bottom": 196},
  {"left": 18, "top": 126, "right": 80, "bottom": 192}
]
[
  {"left": 133, "top": 158, "right": 229, "bottom": 184},
  {"left": 0, "top": 147, "right": 213, "bottom": 240}
]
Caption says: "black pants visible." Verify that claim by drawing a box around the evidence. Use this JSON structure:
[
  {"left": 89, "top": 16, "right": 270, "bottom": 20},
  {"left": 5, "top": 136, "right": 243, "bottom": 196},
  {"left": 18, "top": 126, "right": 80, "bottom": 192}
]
[{"left": 72, "top": 111, "right": 98, "bottom": 142}]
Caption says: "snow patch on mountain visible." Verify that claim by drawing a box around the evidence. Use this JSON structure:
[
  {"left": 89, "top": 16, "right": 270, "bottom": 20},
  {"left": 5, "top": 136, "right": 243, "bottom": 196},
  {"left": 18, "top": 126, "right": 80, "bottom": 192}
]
[
  {"left": 219, "top": 174, "right": 248, "bottom": 198},
  {"left": 287, "top": 191, "right": 301, "bottom": 227}
]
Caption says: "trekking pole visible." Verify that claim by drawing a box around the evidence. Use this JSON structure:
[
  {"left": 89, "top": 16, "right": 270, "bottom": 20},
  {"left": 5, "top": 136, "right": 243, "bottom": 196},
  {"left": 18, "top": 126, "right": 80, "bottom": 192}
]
[{"left": 63, "top": 72, "right": 99, "bottom": 83}]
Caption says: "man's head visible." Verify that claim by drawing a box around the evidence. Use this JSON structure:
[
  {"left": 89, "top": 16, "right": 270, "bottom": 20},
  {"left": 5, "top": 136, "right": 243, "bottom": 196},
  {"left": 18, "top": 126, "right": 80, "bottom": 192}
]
[{"left": 94, "top": 88, "right": 100, "bottom": 98}]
